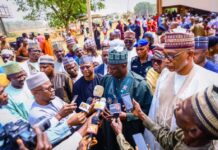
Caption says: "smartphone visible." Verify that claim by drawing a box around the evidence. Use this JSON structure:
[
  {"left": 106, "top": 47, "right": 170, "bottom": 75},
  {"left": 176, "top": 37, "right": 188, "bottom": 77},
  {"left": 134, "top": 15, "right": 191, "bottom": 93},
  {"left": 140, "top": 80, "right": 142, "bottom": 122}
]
[
  {"left": 132, "top": 133, "right": 148, "bottom": 150},
  {"left": 71, "top": 95, "right": 78, "bottom": 104},
  {"left": 121, "top": 93, "right": 133, "bottom": 112},
  {"left": 109, "top": 103, "right": 121, "bottom": 118}
]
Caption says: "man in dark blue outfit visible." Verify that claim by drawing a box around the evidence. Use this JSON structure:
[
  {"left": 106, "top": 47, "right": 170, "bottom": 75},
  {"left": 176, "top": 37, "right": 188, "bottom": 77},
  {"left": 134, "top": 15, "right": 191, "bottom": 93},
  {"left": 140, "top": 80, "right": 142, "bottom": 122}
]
[
  {"left": 72, "top": 55, "right": 102, "bottom": 108},
  {"left": 194, "top": 36, "right": 218, "bottom": 73},
  {"left": 131, "top": 39, "right": 153, "bottom": 78}
]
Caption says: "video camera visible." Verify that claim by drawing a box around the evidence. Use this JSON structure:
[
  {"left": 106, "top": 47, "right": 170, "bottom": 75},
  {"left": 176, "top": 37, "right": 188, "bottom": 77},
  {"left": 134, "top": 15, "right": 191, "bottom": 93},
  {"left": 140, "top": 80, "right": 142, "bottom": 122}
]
[{"left": 0, "top": 119, "right": 50, "bottom": 150}]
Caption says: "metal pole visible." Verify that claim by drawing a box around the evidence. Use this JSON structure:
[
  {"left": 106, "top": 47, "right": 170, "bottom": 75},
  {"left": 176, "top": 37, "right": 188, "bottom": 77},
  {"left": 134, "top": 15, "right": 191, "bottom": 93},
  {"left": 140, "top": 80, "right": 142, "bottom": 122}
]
[
  {"left": 87, "top": 0, "right": 93, "bottom": 38},
  {"left": 0, "top": 17, "right": 7, "bottom": 35}
]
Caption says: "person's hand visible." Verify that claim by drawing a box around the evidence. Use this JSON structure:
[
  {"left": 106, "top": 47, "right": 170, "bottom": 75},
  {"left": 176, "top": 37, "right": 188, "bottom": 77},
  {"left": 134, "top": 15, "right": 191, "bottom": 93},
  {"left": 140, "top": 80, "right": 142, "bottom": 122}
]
[
  {"left": 88, "top": 99, "right": 97, "bottom": 115},
  {"left": 17, "top": 127, "right": 52, "bottom": 150},
  {"left": 119, "top": 112, "right": 127, "bottom": 121},
  {"left": 55, "top": 103, "right": 77, "bottom": 120},
  {"left": 67, "top": 112, "right": 87, "bottom": 126},
  {"left": 110, "top": 118, "right": 122, "bottom": 136},
  {"left": 77, "top": 135, "right": 98, "bottom": 150},
  {"left": 132, "top": 99, "right": 145, "bottom": 120},
  {"left": 101, "top": 107, "right": 112, "bottom": 121}
]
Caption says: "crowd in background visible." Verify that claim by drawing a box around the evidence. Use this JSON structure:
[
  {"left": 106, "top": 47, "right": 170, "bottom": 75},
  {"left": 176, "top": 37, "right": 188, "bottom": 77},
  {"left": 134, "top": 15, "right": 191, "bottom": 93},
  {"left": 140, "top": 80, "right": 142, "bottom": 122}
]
[{"left": 0, "top": 10, "right": 218, "bottom": 150}]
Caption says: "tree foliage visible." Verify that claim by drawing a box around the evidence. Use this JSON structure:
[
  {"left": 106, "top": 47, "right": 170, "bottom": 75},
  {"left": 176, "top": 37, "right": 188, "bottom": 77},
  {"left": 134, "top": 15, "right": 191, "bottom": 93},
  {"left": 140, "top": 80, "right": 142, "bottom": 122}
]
[
  {"left": 134, "top": 2, "right": 156, "bottom": 17},
  {"left": 12, "top": 0, "right": 105, "bottom": 30}
]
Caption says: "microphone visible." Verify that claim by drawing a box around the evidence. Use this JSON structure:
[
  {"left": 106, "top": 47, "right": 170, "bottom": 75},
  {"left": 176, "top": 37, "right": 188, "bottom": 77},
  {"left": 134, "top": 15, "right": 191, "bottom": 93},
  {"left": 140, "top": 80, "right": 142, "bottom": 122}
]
[
  {"left": 94, "top": 97, "right": 106, "bottom": 119},
  {"left": 87, "top": 116, "right": 99, "bottom": 150},
  {"left": 93, "top": 85, "right": 104, "bottom": 100},
  {"left": 78, "top": 97, "right": 93, "bottom": 113}
]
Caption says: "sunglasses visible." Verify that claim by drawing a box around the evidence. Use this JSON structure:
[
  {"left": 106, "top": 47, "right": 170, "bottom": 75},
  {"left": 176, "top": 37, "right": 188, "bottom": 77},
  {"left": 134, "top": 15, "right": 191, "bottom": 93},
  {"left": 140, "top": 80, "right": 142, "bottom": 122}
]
[
  {"left": 80, "top": 65, "right": 91, "bottom": 70},
  {"left": 152, "top": 59, "right": 162, "bottom": 65}
]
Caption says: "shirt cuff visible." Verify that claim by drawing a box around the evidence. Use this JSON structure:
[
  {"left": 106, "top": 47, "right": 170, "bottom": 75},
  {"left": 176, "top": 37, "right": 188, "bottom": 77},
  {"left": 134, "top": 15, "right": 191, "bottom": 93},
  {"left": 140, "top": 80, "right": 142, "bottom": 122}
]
[
  {"left": 49, "top": 117, "right": 59, "bottom": 127},
  {"left": 126, "top": 112, "right": 138, "bottom": 121}
]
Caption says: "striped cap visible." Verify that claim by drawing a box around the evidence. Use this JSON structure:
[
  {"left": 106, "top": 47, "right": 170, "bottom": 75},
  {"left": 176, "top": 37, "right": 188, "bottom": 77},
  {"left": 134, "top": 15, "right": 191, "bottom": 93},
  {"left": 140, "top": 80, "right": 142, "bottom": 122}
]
[
  {"left": 52, "top": 42, "right": 63, "bottom": 51},
  {"left": 66, "top": 37, "right": 76, "bottom": 46},
  {"left": 79, "top": 55, "right": 93, "bottom": 65},
  {"left": 28, "top": 42, "right": 41, "bottom": 50},
  {"left": 124, "top": 30, "right": 135, "bottom": 39},
  {"left": 165, "top": 32, "right": 195, "bottom": 49},
  {"left": 195, "top": 36, "right": 208, "bottom": 50},
  {"left": 153, "top": 50, "right": 165, "bottom": 60},
  {"left": 84, "top": 38, "right": 96, "bottom": 49},
  {"left": 39, "top": 55, "right": 54, "bottom": 64},
  {"left": 63, "top": 57, "right": 76, "bottom": 66},
  {"left": 191, "top": 85, "right": 218, "bottom": 138},
  {"left": 1, "top": 49, "right": 14, "bottom": 56}
]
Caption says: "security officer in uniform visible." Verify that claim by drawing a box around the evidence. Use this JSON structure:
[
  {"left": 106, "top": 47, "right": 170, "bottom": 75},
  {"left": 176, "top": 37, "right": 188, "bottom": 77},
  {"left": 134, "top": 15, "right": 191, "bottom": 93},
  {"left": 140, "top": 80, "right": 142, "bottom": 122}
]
[{"left": 131, "top": 39, "right": 153, "bottom": 78}]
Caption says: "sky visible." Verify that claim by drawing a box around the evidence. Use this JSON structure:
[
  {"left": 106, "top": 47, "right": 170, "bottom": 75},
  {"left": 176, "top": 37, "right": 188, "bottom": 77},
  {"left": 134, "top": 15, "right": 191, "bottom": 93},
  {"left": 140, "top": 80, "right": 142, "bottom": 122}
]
[{"left": 1, "top": 0, "right": 156, "bottom": 21}]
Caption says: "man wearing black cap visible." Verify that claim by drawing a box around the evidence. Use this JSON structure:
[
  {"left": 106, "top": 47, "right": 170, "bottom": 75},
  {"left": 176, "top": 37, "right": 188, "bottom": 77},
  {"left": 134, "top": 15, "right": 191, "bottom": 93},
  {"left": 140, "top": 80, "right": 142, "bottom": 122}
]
[
  {"left": 131, "top": 39, "right": 152, "bottom": 78},
  {"left": 194, "top": 36, "right": 218, "bottom": 73}
]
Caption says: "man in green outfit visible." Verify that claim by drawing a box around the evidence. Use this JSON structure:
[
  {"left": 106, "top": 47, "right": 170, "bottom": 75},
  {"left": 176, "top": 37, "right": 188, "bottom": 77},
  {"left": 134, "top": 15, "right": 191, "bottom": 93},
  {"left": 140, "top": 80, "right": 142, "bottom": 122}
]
[{"left": 101, "top": 46, "right": 152, "bottom": 150}]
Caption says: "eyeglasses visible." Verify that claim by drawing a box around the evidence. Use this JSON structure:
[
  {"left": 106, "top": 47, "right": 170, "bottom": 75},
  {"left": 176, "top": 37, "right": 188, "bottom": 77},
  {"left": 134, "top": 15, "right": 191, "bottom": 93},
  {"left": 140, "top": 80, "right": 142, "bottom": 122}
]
[
  {"left": 152, "top": 59, "right": 162, "bottom": 65},
  {"left": 80, "top": 65, "right": 91, "bottom": 70},
  {"left": 124, "top": 40, "right": 134, "bottom": 44},
  {"left": 164, "top": 51, "right": 186, "bottom": 61},
  {"left": 34, "top": 85, "right": 54, "bottom": 92}
]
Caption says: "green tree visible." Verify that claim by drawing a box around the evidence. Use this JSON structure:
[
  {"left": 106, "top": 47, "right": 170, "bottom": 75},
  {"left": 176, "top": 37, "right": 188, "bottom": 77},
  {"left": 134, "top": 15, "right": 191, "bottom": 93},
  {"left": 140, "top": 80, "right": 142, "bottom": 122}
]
[
  {"left": 12, "top": 0, "right": 105, "bottom": 30},
  {"left": 134, "top": 2, "right": 156, "bottom": 17}
]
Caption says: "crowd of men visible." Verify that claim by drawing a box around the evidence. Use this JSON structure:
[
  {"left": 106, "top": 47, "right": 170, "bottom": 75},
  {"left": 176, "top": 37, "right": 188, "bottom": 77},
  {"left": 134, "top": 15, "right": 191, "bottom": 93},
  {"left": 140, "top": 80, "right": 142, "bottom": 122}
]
[{"left": 0, "top": 11, "right": 218, "bottom": 150}]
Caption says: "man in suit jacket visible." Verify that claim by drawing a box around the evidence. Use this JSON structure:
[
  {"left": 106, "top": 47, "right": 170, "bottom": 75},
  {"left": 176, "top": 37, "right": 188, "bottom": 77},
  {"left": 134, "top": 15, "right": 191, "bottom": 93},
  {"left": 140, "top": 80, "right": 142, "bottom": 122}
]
[{"left": 95, "top": 41, "right": 109, "bottom": 76}]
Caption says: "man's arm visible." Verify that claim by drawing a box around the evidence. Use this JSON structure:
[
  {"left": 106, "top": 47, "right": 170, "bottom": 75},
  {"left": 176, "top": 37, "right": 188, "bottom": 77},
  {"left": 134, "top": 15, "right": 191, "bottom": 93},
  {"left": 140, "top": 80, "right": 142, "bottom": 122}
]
[{"left": 132, "top": 100, "right": 183, "bottom": 150}]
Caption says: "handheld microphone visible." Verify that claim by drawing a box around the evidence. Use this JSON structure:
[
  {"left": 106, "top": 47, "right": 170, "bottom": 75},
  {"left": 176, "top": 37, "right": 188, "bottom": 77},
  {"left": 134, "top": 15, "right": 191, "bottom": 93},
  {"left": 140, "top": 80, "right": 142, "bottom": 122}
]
[
  {"left": 87, "top": 116, "right": 99, "bottom": 150},
  {"left": 94, "top": 97, "right": 106, "bottom": 117},
  {"left": 93, "top": 85, "right": 104, "bottom": 100},
  {"left": 78, "top": 97, "right": 93, "bottom": 113}
]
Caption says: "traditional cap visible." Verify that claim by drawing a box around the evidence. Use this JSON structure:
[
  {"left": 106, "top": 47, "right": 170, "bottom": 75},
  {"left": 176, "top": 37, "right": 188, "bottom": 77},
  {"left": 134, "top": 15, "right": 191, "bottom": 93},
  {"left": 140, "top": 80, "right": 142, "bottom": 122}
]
[
  {"left": 1, "top": 49, "right": 13, "bottom": 56},
  {"left": 26, "top": 72, "right": 50, "bottom": 90},
  {"left": 2, "top": 61, "right": 23, "bottom": 75},
  {"left": 109, "top": 39, "right": 125, "bottom": 48},
  {"left": 44, "top": 33, "right": 49, "bottom": 36},
  {"left": 164, "top": 32, "right": 195, "bottom": 49},
  {"left": 134, "top": 39, "right": 149, "bottom": 47},
  {"left": 153, "top": 50, "right": 165, "bottom": 60},
  {"left": 195, "top": 36, "right": 208, "bottom": 50},
  {"left": 124, "top": 30, "right": 135, "bottom": 39},
  {"left": 208, "top": 36, "right": 218, "bottom": 48},
  {"left": 108, "top": 46, "right": 128, "bottom": 64},
  {"left": 191, "top": 85, "right": 218, "bottom": 138},
  {"left": 143, "top": 32, "right": 154, "bottom": 40},
  {"left": 39, "top": 55, "right": 54, "bottom": 65},
  {"left": 28, "top": 42, "right": 41, "bottom": 50},
  {"left": 52, "top": 42, "right": 63, "bottom": 51},
  {"left": 114, "top": 29, "right": 121, "bottom": 36},
  {"left": 101, "top": 40, "right": 110, "bottom": 48},
  {"left": 66, "top": 37, "right": 76, "bottom": 46},
  {"left": 84, "top": 38, "right": 96, "bottom": 49},
  {"left": 79, "top": 55, "right": 93, "bottom": 65},
  {"left": 63, "top": 57, "right": 76, "bottom": 66},
  {"left": 73, "top": 44, "right": 79, "bottom": 51}
]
